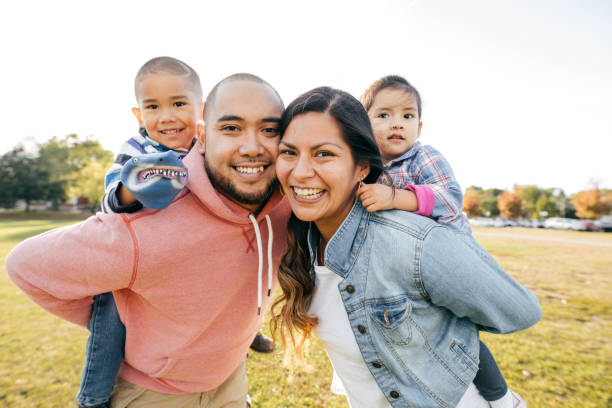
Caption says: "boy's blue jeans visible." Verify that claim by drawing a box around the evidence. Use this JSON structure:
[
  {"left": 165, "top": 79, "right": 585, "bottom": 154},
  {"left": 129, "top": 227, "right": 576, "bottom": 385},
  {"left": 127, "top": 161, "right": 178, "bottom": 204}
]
[{"left": 76, "top": 292, "right": 125, "bottom": 406}]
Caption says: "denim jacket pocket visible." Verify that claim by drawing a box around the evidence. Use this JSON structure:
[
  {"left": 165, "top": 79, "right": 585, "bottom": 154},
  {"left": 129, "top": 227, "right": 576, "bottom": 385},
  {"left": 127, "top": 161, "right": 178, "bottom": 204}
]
[
  {"left": 369, "top": 297, "right": 412, "bottom": 345},
  {"left": 449, "top": 340, "right": 478, "bottom": 375}
]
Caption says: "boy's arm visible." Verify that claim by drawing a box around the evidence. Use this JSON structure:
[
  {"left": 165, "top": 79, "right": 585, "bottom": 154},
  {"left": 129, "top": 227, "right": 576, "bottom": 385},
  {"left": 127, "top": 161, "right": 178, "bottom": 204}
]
[
  {"left": 5, "top": 213, "right": 136, "bottom": 326},
  {"left": 102, "top": 139, "right": 144, "bottom": 214},
  {"left": 419, "top": 227, "right": 542, "bottom": 334}
]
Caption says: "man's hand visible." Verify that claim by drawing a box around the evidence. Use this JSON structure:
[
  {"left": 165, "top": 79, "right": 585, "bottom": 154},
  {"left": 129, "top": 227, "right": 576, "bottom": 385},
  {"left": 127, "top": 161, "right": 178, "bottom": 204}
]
[{"left": 357, "top": 183, "right": 396, "bottom": 212}]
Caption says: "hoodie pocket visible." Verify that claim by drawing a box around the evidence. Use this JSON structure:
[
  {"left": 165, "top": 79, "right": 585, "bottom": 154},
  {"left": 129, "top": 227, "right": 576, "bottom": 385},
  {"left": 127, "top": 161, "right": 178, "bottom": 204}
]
[{"left": 369, "top": 298, "right": 412, "bottom": 345}]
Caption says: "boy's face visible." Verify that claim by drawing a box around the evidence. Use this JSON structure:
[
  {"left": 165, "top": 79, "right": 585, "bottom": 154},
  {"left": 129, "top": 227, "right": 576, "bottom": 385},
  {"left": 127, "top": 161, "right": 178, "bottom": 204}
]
[
  {"left": 133, "top": 73, "right": 203, "bottom": 150},
  {"left": 198, "top": 80, "right": 283, "bottom": 212},
  {"left": 368, "top": 87, "right": 422, "bottom": 163}
]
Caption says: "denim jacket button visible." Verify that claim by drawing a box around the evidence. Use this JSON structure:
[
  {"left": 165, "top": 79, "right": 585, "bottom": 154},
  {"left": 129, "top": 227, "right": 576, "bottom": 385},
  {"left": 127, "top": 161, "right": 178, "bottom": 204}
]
[
  {"left": 372, "top": 361, "right": 382, "bottom": 368},
  {"left": 357, "top": 325, "right": 366, "bottom": 334},
  {"left": 345, "top": 285, "right": 355, "bottom": 293},
  {"left": 390, "top": 390, "right": 400, "bottom": 399}
]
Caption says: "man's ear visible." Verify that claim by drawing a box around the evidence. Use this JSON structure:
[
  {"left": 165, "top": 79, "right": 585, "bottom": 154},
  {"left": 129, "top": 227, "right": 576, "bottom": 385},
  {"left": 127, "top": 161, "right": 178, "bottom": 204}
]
[
  {"left": 197, "top": 120, "right": 206, "bottom": 154},
  {"left": 132, "top": 107, "right": 143, "bottom": 125}
]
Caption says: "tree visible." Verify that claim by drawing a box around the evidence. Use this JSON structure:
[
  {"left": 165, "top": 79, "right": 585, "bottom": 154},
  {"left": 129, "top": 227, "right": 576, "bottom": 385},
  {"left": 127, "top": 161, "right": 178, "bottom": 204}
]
[
  {"left": 572, "top": 188, "right": 612, "bottom": 219},
  {"left": 497, "top": 189, "right": 523, "bottom": 218},
  {"left": 71, "top": 159, "right": 113, "bottom": 210},
  {"left": 535, "top": 194, "right": 560, "bottom": 218},
  {"left": 38, "top": 134, "right": 114, "bottom": 207},
  {"left": 515, "top": 185, "right": 543, "bottom": 218},
  {"left": 462, "top": 188, "right": 481, "bottom": 217},
  {"left": 0, "top": 147, "right": 64, "bottom": 211}
]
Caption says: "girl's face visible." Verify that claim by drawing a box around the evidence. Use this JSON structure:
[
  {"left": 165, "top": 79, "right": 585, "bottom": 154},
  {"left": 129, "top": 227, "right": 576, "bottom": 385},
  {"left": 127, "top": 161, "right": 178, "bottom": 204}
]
[
  {"left": 276, "top": 112, "right": 368, "bottom": 238},
  {"left": 368, "top": 88, "right": 422, "bottom": 163}
]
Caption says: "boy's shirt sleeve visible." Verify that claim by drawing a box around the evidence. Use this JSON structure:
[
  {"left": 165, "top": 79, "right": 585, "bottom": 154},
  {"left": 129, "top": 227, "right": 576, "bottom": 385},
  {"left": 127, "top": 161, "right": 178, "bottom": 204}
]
[
  {"left": 101, "top": 138, "right": 146, "bottom": 214},
  {"left": 5, "top": 213, "right": 136, "bottom": 327},
  {"left": 410, "top": 145, "right": 464, "bottom": 224}
]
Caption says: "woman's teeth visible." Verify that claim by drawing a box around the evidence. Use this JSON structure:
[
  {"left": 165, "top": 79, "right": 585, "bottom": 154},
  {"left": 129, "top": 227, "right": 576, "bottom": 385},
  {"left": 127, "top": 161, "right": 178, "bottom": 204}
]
[
  {"left": 236, "top": 166, "right": 264, "bottom": 174},
  {"left": 293, "top": 187, "right": 324, "bottom": 199}
]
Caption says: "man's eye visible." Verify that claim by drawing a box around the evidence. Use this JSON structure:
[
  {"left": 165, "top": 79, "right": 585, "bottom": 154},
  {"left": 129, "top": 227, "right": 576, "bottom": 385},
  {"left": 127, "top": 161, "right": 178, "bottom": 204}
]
[
  {"left": 378, "top": 113, "right": 388, "bottom": 118},
  {"left": 263, "top": 127, "right": 280, "bottom": 135},
  {"left": 222, "top": 125, "right": 239, "bottom": 132}
]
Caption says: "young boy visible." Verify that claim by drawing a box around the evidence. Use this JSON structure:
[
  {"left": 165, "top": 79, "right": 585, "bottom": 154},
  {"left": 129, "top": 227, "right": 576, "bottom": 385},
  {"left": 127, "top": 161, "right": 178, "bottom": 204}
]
[
  {"left": 357, "top": 75, "right": 526, "bottom": 408},
  {"left": 77, "top": 56, "right": 204, "bottom": 408}
]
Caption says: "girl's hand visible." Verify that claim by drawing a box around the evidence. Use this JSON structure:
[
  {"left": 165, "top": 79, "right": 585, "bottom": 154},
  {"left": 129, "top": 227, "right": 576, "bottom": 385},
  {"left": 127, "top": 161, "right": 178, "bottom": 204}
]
[{"left": 357, "top": 183, "right": 395, "bottom": 212}]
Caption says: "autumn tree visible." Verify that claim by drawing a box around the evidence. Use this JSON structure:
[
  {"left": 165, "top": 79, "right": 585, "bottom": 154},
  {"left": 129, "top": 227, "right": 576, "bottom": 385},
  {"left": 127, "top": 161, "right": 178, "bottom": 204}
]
[
  {"left": 497, "top": 189, "right": 523, "bottom": 218},
  {"left": 462, "top": 188, "right": 482, "bottom": 217},
  {"left": 572, "top": 188, "right": 612, "bottom": 219}
]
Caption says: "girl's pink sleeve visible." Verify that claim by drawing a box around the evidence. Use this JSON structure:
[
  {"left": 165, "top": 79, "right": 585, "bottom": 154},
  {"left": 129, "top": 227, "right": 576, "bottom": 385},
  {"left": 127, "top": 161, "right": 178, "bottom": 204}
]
[
  {"left": 404, "top": 184, "right": 435, "bottom": 216},
  {"left": 5, "top": 213, "right": 136, "bottom": 327}
]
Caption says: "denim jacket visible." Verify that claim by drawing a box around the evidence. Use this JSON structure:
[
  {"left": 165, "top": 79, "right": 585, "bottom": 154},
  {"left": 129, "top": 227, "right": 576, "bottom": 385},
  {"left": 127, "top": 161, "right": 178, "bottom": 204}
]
[{"left": 307, "top": 199, "right": 541, "bottom": 408}]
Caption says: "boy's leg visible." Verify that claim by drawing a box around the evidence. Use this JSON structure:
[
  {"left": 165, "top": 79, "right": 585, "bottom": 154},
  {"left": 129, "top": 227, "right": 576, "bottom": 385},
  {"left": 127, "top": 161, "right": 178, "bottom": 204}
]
[
  {"left": 474, "top": 341, "right": 508, "bottom": 401},
  {"left": 77, "top": 292, "right": 126, "bottom": 407}
]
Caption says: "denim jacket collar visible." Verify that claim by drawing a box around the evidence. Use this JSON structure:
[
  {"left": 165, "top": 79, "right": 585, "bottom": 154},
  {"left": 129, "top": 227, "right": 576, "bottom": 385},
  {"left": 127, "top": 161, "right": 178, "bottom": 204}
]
[{"left": 306, "top": 198, "right": 369, "bottom": 279}]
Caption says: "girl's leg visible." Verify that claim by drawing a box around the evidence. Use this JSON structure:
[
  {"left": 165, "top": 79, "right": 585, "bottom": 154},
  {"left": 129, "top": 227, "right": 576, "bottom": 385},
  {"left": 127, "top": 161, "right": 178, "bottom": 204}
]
[
  {"left": 77, "top": 292, "right": 126, "bottom": 407},
  {"left": 474, "top": 340, "right": 508, "bottom": 401}
]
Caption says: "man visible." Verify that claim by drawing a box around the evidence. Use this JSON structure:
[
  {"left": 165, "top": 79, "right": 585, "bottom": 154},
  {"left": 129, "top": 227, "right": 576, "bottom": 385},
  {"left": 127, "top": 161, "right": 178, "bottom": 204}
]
[{"left": 6, "top": 74, "right": 290, "bottom": 407}]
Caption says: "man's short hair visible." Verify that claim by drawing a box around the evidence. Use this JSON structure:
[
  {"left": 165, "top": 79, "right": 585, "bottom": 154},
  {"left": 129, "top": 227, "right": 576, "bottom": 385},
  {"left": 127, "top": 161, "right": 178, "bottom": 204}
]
[
  {"left": 204, "top": 73, "right": 284, "bottom": 120},
  {"left": 135, "top": 56, "right": 203, "bottom": 101}
]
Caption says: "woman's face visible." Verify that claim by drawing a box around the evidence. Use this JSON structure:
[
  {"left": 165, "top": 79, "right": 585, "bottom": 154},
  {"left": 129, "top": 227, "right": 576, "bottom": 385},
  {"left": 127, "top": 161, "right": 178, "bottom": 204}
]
[{"left": 276, "top": 112, "right": 368, "bottom": 237}]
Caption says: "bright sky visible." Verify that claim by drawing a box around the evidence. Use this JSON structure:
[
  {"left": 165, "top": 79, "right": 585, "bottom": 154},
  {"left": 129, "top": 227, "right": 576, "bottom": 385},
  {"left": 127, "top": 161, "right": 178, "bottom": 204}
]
[{"left": 1, "top": 0, "right": 610, "bottom": 194}]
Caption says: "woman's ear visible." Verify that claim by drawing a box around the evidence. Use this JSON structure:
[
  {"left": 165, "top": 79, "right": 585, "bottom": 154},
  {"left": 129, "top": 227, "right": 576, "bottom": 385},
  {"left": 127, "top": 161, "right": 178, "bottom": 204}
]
[{"left": 358, "top": 161, "right": 370, "bottom": 182}]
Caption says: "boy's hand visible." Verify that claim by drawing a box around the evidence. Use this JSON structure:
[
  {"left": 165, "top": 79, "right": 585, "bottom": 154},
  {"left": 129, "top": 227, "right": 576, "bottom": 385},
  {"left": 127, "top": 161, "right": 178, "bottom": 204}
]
[
  {"left": 120, "top": 151, "right": 189, "bottom": 210},
  {"left": 357, "top": 183, "right": 396, "bottom": 212}
]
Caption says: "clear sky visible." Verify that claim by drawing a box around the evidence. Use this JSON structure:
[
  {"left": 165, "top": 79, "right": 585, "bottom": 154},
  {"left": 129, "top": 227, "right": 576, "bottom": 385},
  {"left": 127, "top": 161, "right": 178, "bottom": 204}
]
[{"left": 1, "top": 0, "right": 610, "bottom": 194}]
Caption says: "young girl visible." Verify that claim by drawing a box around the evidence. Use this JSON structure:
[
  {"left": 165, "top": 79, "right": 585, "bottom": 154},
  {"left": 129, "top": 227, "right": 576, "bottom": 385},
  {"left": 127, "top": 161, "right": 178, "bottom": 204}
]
[
  {"left": 272, "top": 86, "right": 540, "bottom": 407},
  {"left": 357, "top": 75, "right": 524, "bottom": 408}
]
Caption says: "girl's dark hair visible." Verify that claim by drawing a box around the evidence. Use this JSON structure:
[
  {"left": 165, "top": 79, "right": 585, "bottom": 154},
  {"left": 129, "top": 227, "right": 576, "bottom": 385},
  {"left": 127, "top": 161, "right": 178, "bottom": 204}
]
[
  {"left": 271, "top": 86, "right": 383, "bottom": 364},
  {"left": 360, "top": 75, "right": 423, "bottom": 119}
]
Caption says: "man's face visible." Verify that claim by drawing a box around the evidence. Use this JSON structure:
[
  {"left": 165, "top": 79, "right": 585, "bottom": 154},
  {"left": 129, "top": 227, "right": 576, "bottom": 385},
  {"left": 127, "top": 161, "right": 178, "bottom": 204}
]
[{"left": 200, "top": 80, "right": 283, "bottom": 212}]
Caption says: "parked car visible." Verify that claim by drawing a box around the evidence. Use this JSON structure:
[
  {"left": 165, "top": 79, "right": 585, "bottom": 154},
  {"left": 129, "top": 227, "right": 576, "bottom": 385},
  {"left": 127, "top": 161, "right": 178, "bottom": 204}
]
[
  {"left": 544, "top": 217, "right": 575, "bottom": 230},
  {"left": 599, "top": 216, "right": 612, "bottom": 232}
]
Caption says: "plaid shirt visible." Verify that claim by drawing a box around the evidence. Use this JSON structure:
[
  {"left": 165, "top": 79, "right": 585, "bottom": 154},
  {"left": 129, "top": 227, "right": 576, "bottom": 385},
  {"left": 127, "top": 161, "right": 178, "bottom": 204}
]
[{"left": 378, "top": 141, "right": 471, "bottom": 234}]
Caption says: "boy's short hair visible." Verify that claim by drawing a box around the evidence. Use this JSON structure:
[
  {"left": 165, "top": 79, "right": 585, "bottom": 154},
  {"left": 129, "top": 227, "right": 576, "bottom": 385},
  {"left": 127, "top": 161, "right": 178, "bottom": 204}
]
[
  {"left": 135, "top": 56, "right": 203, "bottom": 101},
  {"left": 204, "top": 73, "right": 284, "bottom": 120},
  {"left": 360, "top": 75, "right": 422, "bottom": 119}
]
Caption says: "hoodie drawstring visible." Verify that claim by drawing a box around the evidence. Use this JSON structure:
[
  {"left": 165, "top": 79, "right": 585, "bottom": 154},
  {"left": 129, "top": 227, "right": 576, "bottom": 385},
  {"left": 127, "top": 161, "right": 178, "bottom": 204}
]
[{"left": 248, "top": 214, "right": 274, "bottom": 315}]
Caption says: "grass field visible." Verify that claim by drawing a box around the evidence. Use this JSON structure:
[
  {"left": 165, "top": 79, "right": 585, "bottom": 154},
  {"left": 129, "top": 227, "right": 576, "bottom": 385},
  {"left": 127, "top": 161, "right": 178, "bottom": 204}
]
[{"left": 1, "top": 217, "right": 611, "bottom": 407}]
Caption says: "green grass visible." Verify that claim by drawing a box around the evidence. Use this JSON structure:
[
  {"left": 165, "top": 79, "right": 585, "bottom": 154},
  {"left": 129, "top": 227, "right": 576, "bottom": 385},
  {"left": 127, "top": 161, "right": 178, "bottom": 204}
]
[{"left": 1, "top": 219, "right": 610, "bottom": 407}]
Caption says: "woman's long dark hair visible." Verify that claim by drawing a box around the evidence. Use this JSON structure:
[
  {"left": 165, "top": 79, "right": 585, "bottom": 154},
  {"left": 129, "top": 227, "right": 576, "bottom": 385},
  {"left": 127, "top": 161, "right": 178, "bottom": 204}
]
[{"left": 270, "top": 87, "right": 383, "bottom": 364}]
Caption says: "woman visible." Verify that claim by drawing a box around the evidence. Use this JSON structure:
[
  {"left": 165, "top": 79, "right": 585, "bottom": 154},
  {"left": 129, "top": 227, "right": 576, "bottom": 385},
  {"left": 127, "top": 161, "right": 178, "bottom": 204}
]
[{"left": 271, "top": 87, "right": 541, "bottom": 408}]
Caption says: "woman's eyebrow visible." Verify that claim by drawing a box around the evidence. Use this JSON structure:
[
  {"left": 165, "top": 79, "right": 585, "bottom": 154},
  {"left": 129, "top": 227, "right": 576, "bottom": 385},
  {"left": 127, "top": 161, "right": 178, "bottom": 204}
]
[{"left": 279, "top": 141, "right": 295, "bottom": 148}]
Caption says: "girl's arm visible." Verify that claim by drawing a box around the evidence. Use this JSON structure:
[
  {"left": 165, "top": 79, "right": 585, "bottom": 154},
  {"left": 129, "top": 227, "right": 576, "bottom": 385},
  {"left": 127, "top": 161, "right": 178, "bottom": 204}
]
[{"left": 419, "top": 225, "right": 542, "bottom": 334}]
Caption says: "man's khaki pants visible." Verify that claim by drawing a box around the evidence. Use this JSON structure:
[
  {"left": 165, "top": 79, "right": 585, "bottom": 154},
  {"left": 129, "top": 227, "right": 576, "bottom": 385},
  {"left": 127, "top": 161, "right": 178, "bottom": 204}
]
[{"left": 110, "top": 360, "right": 250, "bottom": 408}]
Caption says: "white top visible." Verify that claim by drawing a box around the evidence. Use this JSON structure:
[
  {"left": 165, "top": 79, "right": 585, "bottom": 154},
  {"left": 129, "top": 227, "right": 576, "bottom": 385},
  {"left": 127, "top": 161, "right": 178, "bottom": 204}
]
[{"left": 309, "top": 264, "right": 392, "bottom": 408}]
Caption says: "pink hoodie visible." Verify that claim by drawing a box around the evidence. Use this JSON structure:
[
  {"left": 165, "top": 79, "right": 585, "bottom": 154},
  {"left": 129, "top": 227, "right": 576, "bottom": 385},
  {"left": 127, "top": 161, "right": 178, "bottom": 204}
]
[{"left": 5, "top": 145, "right": 290, "bottom": 394}]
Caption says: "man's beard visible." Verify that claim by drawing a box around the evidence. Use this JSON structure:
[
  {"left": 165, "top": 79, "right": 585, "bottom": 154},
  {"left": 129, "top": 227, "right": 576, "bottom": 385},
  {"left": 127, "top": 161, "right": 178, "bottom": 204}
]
[{"left": 205, "top": 161, "right": 278, "bottom": 206}]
